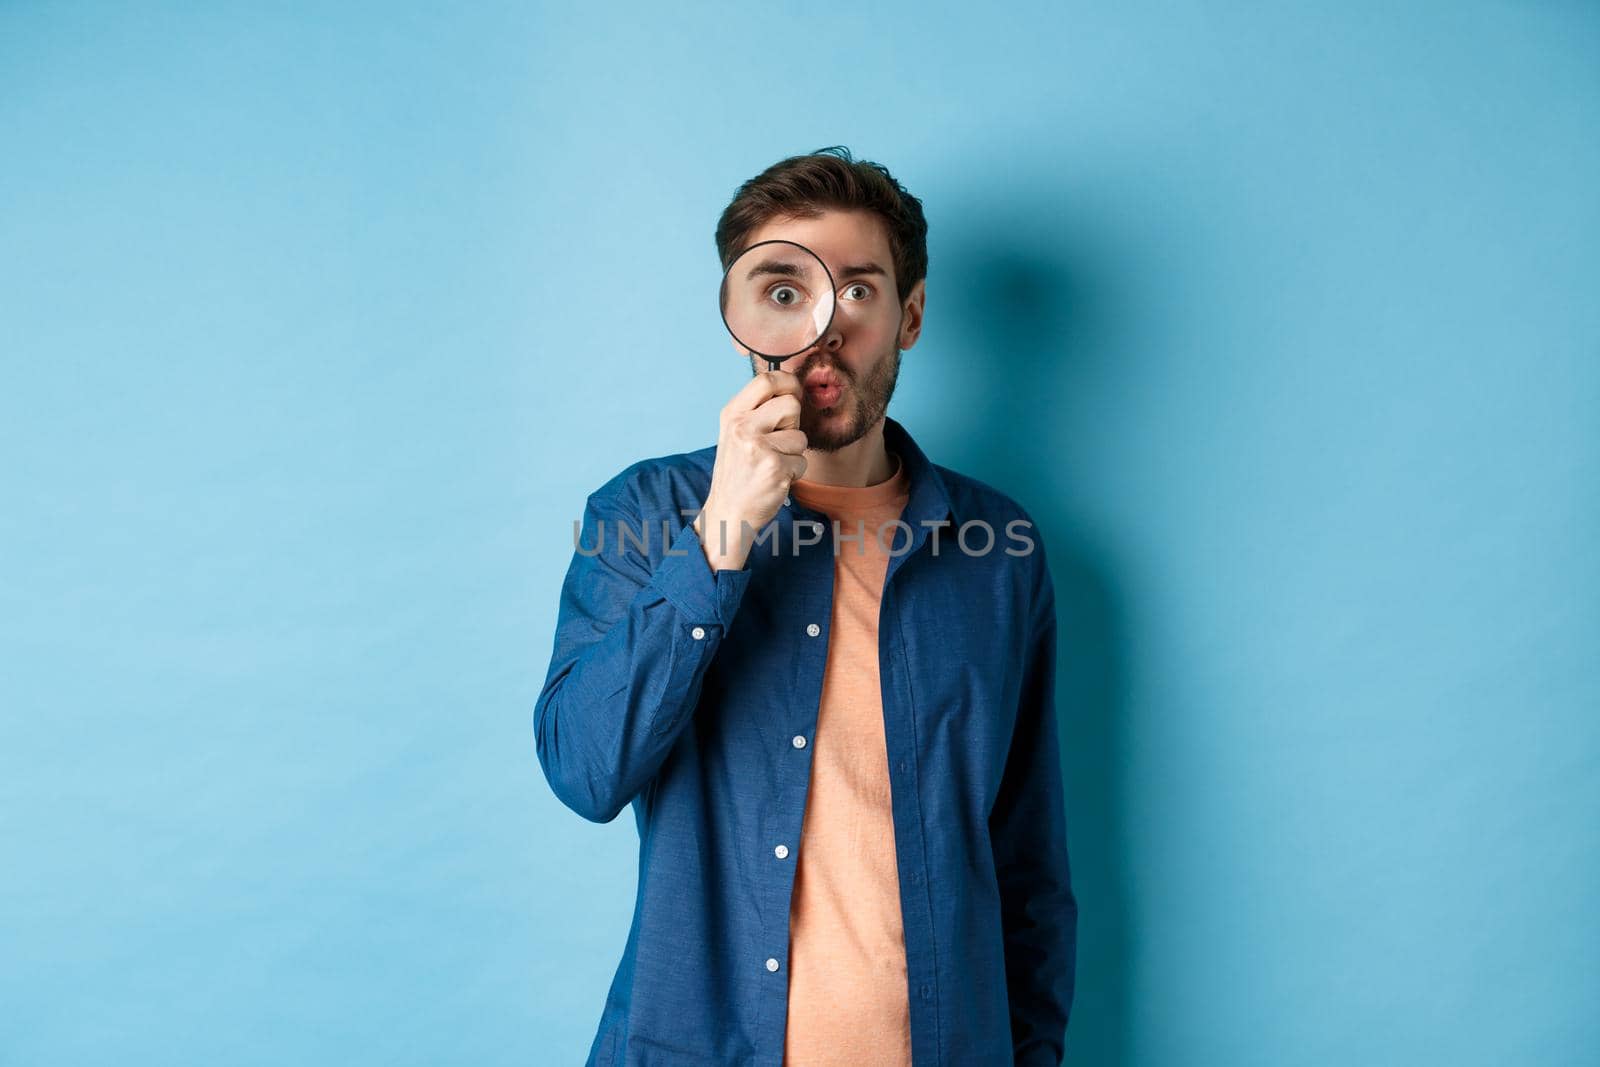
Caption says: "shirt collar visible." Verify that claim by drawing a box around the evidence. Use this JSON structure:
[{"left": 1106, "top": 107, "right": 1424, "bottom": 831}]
[{"left": 881, "top": 414, "right": 959, "bottom": 529}]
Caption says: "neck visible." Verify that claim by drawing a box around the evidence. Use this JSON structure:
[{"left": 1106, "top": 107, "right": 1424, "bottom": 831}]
[{"left": 798, "top": 418, "right": 895, "bottom": 487}]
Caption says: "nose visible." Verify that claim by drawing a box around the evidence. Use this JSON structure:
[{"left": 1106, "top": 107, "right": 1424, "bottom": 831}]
[{"left": 805, "top": 321, "right": 844, "bottom": 358}]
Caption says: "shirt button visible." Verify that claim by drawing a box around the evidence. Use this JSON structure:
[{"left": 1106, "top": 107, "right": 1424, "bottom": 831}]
[
  {"left": 774, "top": 844, "right": 789, "bottom": 859},
  {"left": 897, "top": 761, "right": 907, "bottom": 773},
  {"left": 792, "top": 735, "right": 807, "bottom": 749},
  {"left": 766, "top": 957, "right": 780, "bottom": 973},
  {"left": 920, "top": 984, "right": 931, "bottom": 999},
  {"left": 783, "top": 494, "right": 791, "bottom": 506},
  {"left": 806, "top": 623, "right": 820, "bottom": 637},
  {"left": 690, "top": 625, "right": 705, "bottom": 641}
]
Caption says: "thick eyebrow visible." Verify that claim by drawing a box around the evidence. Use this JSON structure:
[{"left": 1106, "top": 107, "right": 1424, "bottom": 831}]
[
  {"left": 836, "top": 263, "right": 888, "bottom": 280},
  {"left": 741, "top": 259, "right": 889, "bottom": 282},
  {"left": 743, "top": 259, "right": 807, "bottom": 281}
]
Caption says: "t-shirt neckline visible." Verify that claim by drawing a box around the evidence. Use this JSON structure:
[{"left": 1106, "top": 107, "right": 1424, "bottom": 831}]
[{"left": 789, "top": 451, "right": 908, "bottom": 515}]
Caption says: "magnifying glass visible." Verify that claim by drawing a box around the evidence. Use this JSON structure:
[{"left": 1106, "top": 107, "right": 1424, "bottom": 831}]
[{"left": 719, "top": 240, "right": 837, "bottom": 371}]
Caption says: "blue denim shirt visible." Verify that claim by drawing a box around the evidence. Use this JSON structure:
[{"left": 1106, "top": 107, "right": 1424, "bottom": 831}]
[{"left": 534, "top": 415, "right": 1076, "bottom": 1066}]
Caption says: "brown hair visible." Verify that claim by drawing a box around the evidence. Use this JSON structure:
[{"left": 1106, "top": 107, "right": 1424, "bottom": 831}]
[{"left": 714, "top": 146, "right": 928, "bottom": 304}]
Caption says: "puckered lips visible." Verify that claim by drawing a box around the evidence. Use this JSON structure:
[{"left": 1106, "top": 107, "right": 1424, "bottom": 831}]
[{"left": 803, "top": 369, "right": 845, "bottom": 408}]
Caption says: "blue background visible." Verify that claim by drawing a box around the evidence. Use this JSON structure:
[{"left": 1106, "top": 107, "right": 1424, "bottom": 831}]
[{"left": 3, "top": 3, "right": 1596, "bottom": 1064}]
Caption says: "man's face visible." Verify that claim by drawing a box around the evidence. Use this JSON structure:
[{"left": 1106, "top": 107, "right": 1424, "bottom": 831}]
[{"left": 733, "top": 209, "right": 925, "bottom": 453}]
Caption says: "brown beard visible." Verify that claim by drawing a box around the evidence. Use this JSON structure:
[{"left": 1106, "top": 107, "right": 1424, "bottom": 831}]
[{"left": 796, "top": 345, "right": 901, "bottom": 452}]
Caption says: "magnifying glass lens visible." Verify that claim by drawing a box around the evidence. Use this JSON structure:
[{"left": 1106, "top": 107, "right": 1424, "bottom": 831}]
[{"left": 720, "top": 241, "right": 837, "bottom": 364}]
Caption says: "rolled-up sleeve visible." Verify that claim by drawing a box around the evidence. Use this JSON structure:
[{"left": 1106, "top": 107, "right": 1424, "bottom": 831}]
[
  {"left": 989, "top": 537, "right": 1078, "bottom": 1064},
  {"left": 533, "top": 493, "right": 752, "bottom": 823}
]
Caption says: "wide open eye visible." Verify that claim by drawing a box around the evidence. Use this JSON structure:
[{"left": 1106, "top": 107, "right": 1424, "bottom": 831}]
[
  {"left": 841, "top": 283, "right": 873, "bottom": 302},
  {"left": 769, "top": 284, "right": 804, "bottom": 307}
]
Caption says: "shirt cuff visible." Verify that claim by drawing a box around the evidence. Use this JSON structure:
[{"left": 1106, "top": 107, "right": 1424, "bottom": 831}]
[{"left": 648, "top": 520, "right": 754, "bottom": 629}]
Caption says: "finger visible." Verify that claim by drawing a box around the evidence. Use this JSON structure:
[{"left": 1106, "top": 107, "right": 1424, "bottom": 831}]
[
  {"left": 749, "top": 392, "right": 801, "bottom": 434},
  {"left": 766, "top": 428, "right": 808, "bottom": 456},
  {"left": 729, "top": 368, "right": 802, "bottom": 415}
]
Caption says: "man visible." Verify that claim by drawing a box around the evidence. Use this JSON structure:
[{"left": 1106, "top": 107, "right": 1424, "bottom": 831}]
[{"left": 534, "top": 147, "right": 1076, "bottom": 1066}]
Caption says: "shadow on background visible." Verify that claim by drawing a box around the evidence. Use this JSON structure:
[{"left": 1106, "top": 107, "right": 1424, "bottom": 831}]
[{"left": 934, "top": 222, "right": 1134, "bottom": 1066}]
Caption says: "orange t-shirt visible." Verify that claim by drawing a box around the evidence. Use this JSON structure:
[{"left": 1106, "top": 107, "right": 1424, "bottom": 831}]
[{"left": 781, "top": 450, "right": 914, "bottom": 1067}]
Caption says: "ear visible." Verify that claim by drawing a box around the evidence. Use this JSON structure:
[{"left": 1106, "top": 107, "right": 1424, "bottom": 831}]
[{"left": 897, "top": 278, "right": 926, "bottom": 350}]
